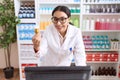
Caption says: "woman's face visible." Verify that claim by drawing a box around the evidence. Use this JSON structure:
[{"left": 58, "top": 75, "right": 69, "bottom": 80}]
[{"left": 52, "top": 11, "right": 70, "bottom": 33}]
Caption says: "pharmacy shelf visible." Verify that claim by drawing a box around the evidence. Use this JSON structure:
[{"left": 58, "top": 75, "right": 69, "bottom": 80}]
[
  {"left": 82, "top": 13, "right": 120, "bottom": 16},
  {"left": 85, "top": 49, "right": 119, "bottom": 52},
  {"left": 38, "top": 2, "right": 80, "bottom": 4},
  {"left": 20, "top": 0, "right": 34, "bottom": 1},
  {"left": 20, "top": 58, "right": 38, "bottom": 61},
  {"left": 20, "top": 19, "right": 36, "bottom": 23},
  {"left": 82, "top": 30, "right": 120, "bottom": 33},
  {"left": 91, "top": 76, "right": 118, "bottom": 80},
  {"left": 87, "top": 61, "right": 119, "bottom": 63},
  {"left": 15, "top": 0, "right": 120, "bottom": 80},
  {"left": 39, "top": 13, "right": 80, "bottom": 15},
  {"left": 19, "top": 40, "right": 33, "bottom": 44},
  {"left": 83, "top": 2, "right": 120, "bottom": 5},
  {"left": 20, "top": 49, "right": 33, "bottom": 52},
  {"left": 81, "top": 1, "right": 120, "bottom": 80},
  {"left": 20, "top": 59, "right": 38, "bottom": 64}
]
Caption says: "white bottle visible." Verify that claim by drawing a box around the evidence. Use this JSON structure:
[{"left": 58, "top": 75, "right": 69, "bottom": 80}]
[
  {"left": 82, "top": 19, "right": 86, "bottom": 30},
  {"left": 87, "top": 0, "right": 91, "bottom": 2},
  {"left": 86, "top": 5, "right": 90, "bottom": 13},
  {"left": 100, "top": 18, "right": 105, "bottom": 30},
  {"left": 106, "top": 18, "right": 110, "bottom": 30},
  {"left": 83, "top": 5, "right": 86, "bottom": 13},
  {"left": 117, "top": 18, "right": 120, "bottom": 30},
  {"left": 106, "top": 5, "right": 110, "bottom": 13},
  {"left": 111, "top": 5, "right": 115, "bottom": 13},
  {"left": 86, "top": 18, "right": 90, "bottom": 30},
  {"left": 91, "top": 0, "right": 95, "bottom": 3},
  {"left": 110, "top": 18, "right": 116, "bottom": 30},
  {"left": 90, "top": 18, "right": 95, "bottom": 30}
]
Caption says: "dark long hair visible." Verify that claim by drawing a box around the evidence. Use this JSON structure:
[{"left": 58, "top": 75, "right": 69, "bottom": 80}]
[
  {"left": 52, "top": 5, "right": 73, "bottom": 25},
  {"left": 52, "top": 5, "right": 71, "bottom": 18}
]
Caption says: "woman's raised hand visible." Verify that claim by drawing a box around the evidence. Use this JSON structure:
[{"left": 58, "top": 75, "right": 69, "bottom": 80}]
[{"left": 32, "top": 28, "right": 41, "bottom": 52}]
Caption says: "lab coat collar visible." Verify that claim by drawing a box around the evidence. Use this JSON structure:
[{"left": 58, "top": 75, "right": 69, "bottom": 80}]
[
  {"left": 52, "top": 24, "right": 61, "bottom": 47},
  {"left": 52, "top": 24, "right": 74, "bottom": 48},
  {"left": 62, "top": 24, "right": 73, "bottom": 49}
]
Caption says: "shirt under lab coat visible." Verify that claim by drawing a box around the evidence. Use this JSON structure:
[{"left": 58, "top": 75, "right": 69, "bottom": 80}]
[{"left": 36, "top": 24, "right": 86, "bottom": 66}]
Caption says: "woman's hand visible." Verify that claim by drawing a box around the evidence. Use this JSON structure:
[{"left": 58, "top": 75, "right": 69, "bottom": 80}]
[{"left": 32, "top": 28, "right": 41, "bottom": 52}]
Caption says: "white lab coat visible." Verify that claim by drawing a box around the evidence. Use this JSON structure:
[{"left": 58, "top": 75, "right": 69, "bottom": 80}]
[{"left": 37, "top": 24, "right": 86, "bottom": 66}]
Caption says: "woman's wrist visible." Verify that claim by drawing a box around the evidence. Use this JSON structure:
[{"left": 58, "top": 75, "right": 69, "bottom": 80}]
[{"left": 34, "top": 47, "right": 39, "bottom": 53}]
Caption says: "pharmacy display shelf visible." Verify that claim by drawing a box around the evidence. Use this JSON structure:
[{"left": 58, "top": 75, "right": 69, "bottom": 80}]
[
  {"left": 85, "top": 49, "right": 119, "bottom": 52},
  {"left": 39, "top": 13, "right": 80, "bottom": 15},
  {"left": 15, "top": 0, "right": 120, "bottom": 80},
  {"left": 83, "top": 2, "right": 120, "bottom": 5},
  {"left": 82, "top": 13, "right": 120, "bottom": 16},
  {"left": 38, "top": 2, "right": 81, "bottom": 29},
  {"left": 81, "top": 0, "right": 120, "bottom": 79},
  {"left": 87, "top": 61, "right": 119, "bottom": 63},
  {"left": 20, "top": 58, "right": 38, "bottom": 62},
  {"left": 19, "top": 41, "right": 33, "bottom": 44},
  {"left": 38, "top": 2, "right": 80, "bottom": 4},
  {"left": 20, "top": 49, "right": 33, "bottom": 52},
  {"left": 20, "top": 19, "right": 36, "bottom": 23},
  {"left": 20, "top": 0, "right": 34, "bottom": 1},
  {"left": 91, "top": 76, "right": 118, "bottom": 80},
  {"left": 82, "top": 30, "right": 120, "bottom": 33},
  {"left": 19, "top": 56, "right": 35, "bottom": 59}
]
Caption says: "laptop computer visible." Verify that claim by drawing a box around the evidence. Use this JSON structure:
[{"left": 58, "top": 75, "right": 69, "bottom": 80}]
[{"left": 25, "top": 66, "right": 91, "bottom": 80}]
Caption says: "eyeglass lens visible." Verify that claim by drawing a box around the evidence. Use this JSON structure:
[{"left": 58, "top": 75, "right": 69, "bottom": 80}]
[{"left": 51, "top": 17, "right": 68, "bottom": 23}]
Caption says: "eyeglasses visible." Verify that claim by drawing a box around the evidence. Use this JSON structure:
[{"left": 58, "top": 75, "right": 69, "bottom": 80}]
[{"left": 51, "top": 17, "right": 68, "bottom": 24}]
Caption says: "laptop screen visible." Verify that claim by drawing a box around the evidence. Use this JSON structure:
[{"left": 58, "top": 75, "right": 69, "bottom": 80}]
[{"left": 25, "top": 66, "right": 91, "bottom": 80}]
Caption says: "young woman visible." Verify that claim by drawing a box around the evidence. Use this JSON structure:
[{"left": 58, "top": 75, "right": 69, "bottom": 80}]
[{"left": 32, "top": 5, "right": 86, "bottom": 66}]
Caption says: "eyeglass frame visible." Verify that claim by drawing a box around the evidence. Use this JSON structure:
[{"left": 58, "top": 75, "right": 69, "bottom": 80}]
[{"left": 51, "top": 17, "right": 69, "bottom": 24}]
